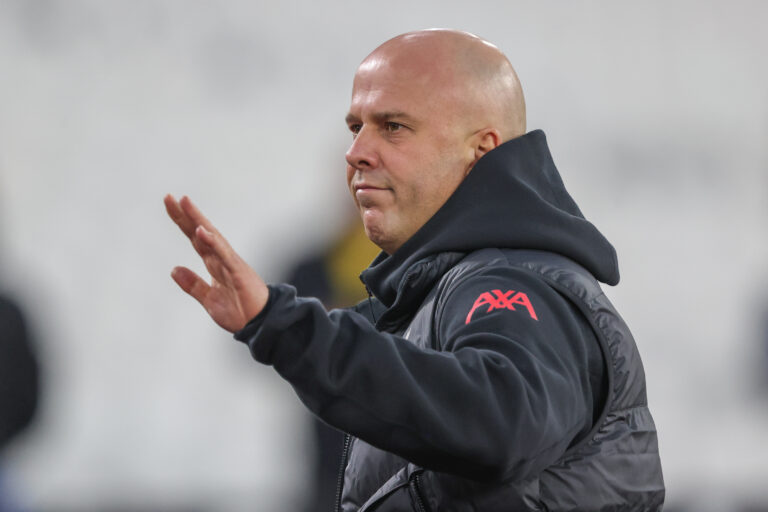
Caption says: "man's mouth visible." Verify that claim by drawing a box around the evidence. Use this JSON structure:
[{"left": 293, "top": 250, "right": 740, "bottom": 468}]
[{"left": 354, "top": 182, "right": 388, "bottom": 191}]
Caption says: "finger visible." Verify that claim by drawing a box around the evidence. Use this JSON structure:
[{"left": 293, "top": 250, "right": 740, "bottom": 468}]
[
  {"left": 195, "top": 225, "right": 241, "bottom": 276},
  {"left": 171, "top": 266, "right": 211, "bottom": 305},
  {"left": 164, "top": 194, "right": 198, "bottom": 239},
  {"left": 170, "top": 195, "right": 241, "bottom": 277},
  {"left": 179, "top": 195, "right": 220, "bottom": 236}
]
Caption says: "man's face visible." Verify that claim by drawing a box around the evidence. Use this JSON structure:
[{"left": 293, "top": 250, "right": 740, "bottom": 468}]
[{"left": 345, "top": 51, "right": 475, "bottom": 254}]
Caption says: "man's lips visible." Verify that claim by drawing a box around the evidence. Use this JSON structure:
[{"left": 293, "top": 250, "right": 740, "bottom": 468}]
[
  {"left": 353, "top": 183, "right": 388, "bottom": 191},
  {"left": 354, "top": 183, "right": 390, "bottom": 207}
]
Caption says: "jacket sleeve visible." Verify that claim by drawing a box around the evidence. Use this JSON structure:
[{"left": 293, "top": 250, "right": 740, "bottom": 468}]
[{"left": 235, "top": 266, "right": 599, "bottom": 482}]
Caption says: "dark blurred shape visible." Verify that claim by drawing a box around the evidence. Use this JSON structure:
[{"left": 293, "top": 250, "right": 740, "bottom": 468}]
[
  {"left": 0, "top": 295, "right": 38, "bottom": 449},
  {"left": 283, "top": 218, "right": 379, "bottom": 512},
  {"left": 762, "top": 299, "right": 768, "bottom": 394},
  {"left": 0, "top": 294, "right": 40, "bottom": 511}
]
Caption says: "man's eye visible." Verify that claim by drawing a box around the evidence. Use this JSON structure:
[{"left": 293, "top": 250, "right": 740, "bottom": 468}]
[
  {"left": 349, "top": 124, "right": 362, "bottom": 134},
  {"left": 386, "top": 122, "right": 403, "bottom": 132}
]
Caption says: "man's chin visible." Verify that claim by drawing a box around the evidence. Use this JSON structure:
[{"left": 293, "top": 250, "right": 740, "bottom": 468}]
[{"left": 361, "top": 216, "right": 396, "bottom": 254}]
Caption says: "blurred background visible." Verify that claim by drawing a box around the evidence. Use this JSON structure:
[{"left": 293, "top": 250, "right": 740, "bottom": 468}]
[{"left": 1, "top": 1, "right": 766, "bottom": 511}]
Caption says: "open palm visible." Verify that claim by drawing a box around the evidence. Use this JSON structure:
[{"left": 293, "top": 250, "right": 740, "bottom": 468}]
[{"left": 164, "top": 194, "right": 268, "bottom": 333}]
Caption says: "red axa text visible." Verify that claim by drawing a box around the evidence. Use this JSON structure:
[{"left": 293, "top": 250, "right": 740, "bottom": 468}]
[{"left": 465, "top": 289, "right": 539, "bottom": 324}]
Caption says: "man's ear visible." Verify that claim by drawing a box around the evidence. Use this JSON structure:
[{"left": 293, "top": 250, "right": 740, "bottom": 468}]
[{"left": 465, "top": 128, "right": 502, "bottom": 175}]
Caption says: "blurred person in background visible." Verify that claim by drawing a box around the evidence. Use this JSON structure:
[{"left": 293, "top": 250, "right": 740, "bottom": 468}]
[
  {"left": 282, "top": 216, "right": 379, "bottom": 512},
  {"left": 0, "top": 295, "right": 40, "bottom": 511},
  {"left": 0, "top": 173, "right": 40, "bottom": 512},
  {"left": 165, "top": 29, "right": 664, "bottom": 511}
]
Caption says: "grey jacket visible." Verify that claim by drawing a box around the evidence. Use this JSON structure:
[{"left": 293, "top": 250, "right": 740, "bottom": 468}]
[{"left": 337, "top": 249, "right": 664, "bottom": 511}]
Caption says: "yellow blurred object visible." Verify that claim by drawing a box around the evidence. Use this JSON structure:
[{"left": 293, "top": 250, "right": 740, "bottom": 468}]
[{"left": 327, "top": 221, "right": 381, "bottom": 307}]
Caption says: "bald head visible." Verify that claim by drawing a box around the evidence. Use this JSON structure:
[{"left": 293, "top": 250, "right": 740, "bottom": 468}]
[
  {"left": 360, "top": 29, "right": 526, "bottom": 141},
  {"left": 345, "top": 30, "right": 527, "bottom": 253}
]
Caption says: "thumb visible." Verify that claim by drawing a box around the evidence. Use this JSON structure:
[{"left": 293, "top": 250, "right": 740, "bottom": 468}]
[{"left": 171, "top": 266, "right": 210, "bottom": 305}]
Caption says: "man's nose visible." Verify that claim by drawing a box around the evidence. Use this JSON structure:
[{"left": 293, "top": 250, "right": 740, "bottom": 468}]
[{"left": 345, "top": 126, "right": 379, "bottom": 170}]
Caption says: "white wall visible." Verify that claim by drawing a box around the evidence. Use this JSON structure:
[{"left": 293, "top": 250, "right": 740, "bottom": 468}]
[{"left": 1, "top": 1, "right": 766, "bottom": 510}]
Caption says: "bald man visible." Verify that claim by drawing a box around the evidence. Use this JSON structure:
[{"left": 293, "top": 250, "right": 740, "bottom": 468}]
[{"left": 166, "top": 30, "right": 664, "bottom": 511}]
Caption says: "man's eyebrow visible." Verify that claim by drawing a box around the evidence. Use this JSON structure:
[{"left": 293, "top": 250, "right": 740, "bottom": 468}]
[{"left": 345, "top": 111, "right": 417, "bottom": 125}]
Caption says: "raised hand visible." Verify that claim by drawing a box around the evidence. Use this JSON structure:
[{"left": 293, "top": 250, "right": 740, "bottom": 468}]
[{"left": 164, "top": 194, "right": 269, "bottom": 333}]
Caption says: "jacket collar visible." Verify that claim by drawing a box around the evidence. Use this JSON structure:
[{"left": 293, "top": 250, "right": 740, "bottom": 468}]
[{"left": 360, "top": 130, "right": 618, "bottom": 328}]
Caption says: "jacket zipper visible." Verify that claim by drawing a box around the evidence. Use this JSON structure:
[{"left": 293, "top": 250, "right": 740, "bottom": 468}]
[
  {"left": 409, "top": 473, "right": 428, "bottom": 512},
  {"left": 334, "top": 433, "right": 351, "bottom": 512},
  {"left": 364, "top": 284, "right": 378, "bottom": 324}
]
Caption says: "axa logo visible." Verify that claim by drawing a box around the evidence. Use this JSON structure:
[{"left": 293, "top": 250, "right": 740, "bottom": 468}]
[{"left": 465, "top": 289, "right": 539, "bottom": 324}]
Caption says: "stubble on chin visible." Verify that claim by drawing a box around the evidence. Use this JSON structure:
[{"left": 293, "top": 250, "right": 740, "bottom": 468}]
[
  {"left": 360, "top": 211, "right": 396, "bottom": 254},
  {"left": 361, "top": 216, "right": 384, "bottom": 251}
]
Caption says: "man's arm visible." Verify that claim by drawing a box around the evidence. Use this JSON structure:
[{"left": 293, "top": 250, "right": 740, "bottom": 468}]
[
  {"left": 235, "top": 270, "right": 599, "bottom": 483},
  {"left": 165, "top": 197, "right": 597, "bottom": 483}
]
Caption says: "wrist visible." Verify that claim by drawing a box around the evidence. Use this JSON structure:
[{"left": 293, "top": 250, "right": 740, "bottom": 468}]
[{"left": 235, "top": 285, "right": 277, "bottom": 342}]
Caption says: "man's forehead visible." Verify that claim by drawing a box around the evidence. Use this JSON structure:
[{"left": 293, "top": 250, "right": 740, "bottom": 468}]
[
  {"left": 350, "top": 50, "right": 460, "bottom": 107},
  {"left": 356, "top": 42, "right": 456, "bottom": 85},
  {"left": 346, "top": 81, "right": 419, "bottom": 120},
  {"left": 348, "top": 67, "right": 442, "bottom": 118}
]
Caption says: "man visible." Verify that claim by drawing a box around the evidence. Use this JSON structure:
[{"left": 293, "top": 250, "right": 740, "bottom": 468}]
[{"left": 165, "top": 29, "right": 664, "bottom": 511}]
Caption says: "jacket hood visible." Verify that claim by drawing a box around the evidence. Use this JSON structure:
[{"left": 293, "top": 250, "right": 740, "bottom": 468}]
[{"left": 360, "top": 129, "right": 619, "bottom": 309}]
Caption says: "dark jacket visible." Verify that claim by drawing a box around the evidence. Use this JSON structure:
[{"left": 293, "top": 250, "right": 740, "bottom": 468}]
[{"left": 235, "top": 130, "right": 664, "bottom": 510}]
